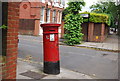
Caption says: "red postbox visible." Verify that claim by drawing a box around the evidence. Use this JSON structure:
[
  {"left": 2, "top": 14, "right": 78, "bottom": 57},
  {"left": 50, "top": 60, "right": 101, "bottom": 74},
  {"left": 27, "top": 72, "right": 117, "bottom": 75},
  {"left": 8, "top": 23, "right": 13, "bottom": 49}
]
[{"left": 41, "top": 23, "right": 61, "bottom": 74}]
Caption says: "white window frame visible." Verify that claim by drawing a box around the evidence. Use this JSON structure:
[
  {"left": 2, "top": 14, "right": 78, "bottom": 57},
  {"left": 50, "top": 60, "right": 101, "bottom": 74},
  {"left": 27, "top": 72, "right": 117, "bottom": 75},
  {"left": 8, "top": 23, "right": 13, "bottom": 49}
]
[
  {"left": 40, "top": 7, "right": 45, "bottom": 23},
  {"left": 57, "top": 11, "right": 60, "bottom": 23},
  {"left": 52, "top": 10, "right": 56, "bottom": 22},
  {"left": 47, "top": 9, "right": 50, "bottom": 23},
  {"left": 59, "top": 11, "right": 62, "bottom": 23},
  {"left": 54, "top": 0, "right": 60, "bottom": 7}
]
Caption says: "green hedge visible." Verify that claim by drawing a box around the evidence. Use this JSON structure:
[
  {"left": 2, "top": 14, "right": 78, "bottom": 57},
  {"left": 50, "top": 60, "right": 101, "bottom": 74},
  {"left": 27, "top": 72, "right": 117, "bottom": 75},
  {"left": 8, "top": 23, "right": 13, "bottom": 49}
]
[
  {"left": 80, "top": 12, "right": 111, "bottom": 26},
  {"left": 64, "top": 14, "right": 84, "bottom": 45}
]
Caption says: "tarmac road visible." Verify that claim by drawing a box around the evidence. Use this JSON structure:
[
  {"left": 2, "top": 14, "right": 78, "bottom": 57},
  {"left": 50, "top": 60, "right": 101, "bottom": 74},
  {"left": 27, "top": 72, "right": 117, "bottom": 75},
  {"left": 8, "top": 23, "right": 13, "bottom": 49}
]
[{"left": 18, "top": 36, "right": 118, "bottom": 79}]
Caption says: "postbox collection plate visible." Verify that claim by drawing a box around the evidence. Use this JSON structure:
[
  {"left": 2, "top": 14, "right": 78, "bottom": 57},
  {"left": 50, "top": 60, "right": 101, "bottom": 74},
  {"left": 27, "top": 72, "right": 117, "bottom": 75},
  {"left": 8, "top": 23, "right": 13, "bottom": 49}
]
[{"left": 50, "top": 34, "right": 55, "bottom": 41}]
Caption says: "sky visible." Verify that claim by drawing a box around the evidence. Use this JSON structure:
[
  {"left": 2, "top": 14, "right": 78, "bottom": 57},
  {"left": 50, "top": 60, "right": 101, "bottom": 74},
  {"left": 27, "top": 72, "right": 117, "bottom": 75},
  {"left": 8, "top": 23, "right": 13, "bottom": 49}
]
[
  {"left": 64, "top": 0, "right": 98, "bottom": 12},
  {"left": 81, "top": 0, "right": 98, "bottom": 12},
  {"left": 64, "top": 0, "right": 118, "bottom": 12}
]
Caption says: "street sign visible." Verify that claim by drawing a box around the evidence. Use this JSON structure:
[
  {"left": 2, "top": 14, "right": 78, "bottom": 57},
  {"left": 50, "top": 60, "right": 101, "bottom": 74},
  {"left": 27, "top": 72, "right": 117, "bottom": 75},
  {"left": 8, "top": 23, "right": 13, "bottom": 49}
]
[{"left": 81, "top": 14, "right": 89, "bottom": 18}]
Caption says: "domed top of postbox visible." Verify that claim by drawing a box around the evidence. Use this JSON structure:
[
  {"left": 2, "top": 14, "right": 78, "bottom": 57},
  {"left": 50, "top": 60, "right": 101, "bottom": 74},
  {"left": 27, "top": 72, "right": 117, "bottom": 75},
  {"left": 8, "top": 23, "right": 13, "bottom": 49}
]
[{"left": 41, "top": 23, "right": 61, "bottom": 28}]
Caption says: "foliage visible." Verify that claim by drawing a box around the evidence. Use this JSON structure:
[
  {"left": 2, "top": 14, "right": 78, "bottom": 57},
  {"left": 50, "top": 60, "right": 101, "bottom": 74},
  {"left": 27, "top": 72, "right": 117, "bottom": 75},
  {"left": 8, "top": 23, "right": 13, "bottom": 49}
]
[
  {"left": 64, "top": 0, "right": 85, "bottom": 45},
  {"left": 62, "top": 0, "right": 85, "bottom": 20},
  {"left": 80, "top": 12, "right": 111, "bottom": 26},
  {"left": 67, "top": 0, "right": 85, "bottom": 14},
  {"left": 62, "top": 8, "right": 69, "bottom": 21},
  {"left": 90, "top": 0, "right": 118, "bottom": 28},
  {"left": 64, "top": 14, "right": 83, "bottom": 45},
  {"left": 0, "top": 25, "right": 7, "bottom": 29}
]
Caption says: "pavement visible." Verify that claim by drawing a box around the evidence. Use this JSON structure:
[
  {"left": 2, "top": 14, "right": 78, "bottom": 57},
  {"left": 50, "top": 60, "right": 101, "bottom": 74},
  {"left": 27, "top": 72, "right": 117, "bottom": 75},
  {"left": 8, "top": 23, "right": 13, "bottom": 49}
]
[
  {"left": 17, "top": 58, "right": 92, "bottom": 79},
  {"left": 75, "top": 34, "right": 119, "bottom": 52}
]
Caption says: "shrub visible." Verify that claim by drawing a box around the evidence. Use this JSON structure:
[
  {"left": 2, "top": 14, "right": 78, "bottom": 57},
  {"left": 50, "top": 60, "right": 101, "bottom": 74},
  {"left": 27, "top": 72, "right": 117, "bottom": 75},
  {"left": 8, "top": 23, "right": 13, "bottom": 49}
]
[
  {"left": 64, "top": 14, "right": 84, "bottom": 45},
  {"left": 80, "top": 12, "right": 111, "bottom": 26}
]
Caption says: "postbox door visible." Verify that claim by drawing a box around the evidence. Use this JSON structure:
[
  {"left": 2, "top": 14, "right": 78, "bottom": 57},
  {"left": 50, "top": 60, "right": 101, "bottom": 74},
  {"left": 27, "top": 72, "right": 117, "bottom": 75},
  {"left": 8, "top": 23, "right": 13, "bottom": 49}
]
[{"left": 43, "top": 34, "right": 59, "bottom": 62}]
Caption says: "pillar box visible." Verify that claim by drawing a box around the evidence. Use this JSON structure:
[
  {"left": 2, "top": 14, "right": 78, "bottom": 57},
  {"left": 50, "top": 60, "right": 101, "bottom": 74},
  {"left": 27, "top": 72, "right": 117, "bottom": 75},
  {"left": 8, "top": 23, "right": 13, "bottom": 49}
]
[{"left": 41, "top": 23, "right": 61, "bottom": 75}]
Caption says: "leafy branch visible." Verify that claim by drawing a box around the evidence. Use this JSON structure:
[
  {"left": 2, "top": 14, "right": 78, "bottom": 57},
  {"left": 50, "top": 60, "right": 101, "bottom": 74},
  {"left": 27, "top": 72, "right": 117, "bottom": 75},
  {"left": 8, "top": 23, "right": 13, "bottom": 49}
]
[{"left": 0, "top": 25, "right": 7, "bottom": 29}]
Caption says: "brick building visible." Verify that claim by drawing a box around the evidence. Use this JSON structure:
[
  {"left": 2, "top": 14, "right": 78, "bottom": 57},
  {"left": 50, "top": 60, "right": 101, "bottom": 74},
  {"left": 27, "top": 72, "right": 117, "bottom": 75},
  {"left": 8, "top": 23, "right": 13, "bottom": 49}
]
[{"left": 19, "top": 0, "right": 64, "bottom": 36}]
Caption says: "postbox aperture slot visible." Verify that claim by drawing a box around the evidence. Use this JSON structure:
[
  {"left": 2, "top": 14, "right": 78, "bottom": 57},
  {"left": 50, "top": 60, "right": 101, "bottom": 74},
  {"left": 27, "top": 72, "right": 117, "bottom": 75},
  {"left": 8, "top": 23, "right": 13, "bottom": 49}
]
[{"left": 49, "top": 30, "right": 55, "bottom": 32}]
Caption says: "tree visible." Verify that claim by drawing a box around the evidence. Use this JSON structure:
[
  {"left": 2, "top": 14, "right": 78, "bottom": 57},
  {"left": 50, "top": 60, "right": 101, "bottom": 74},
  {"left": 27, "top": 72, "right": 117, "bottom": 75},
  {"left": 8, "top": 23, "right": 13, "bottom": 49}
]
[
  {"left": 62, "top": 8, "right": 69, "bottom": 21},
  {"left": 90, "top": 0, "right": 118, "bottom": 29},
  {"left": 64, "top": 0, "right": 85, "bottom": 45}
]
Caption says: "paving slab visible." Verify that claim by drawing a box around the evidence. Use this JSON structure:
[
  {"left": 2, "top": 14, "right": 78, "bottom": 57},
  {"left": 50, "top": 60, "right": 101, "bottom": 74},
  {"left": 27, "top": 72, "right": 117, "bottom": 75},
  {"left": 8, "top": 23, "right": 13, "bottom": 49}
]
[{"left": 17, "top": 59, "right": 92, "bottom": 79}]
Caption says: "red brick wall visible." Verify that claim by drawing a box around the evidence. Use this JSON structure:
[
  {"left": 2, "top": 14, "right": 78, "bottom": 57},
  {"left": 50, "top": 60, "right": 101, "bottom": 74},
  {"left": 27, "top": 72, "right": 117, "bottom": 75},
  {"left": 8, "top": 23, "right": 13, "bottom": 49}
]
[
  {"left": 89, "top": 23, "right": 107, "bottom": 42},
  {"left": 19, "top": 2, "right": 41, "bottom": 36},
  {"left": 19, "top": 2, "right": 31, "bottom": 19},
  {"left": 19, "top": 1, "right": 63, "bottom": 36},
  {"left": 88, "top": 23, "right": 94, "bottom": 42},
  {"left": 19, "top": 2, "right": 63, "bottom": 21},
  {"left": 81, "top": 23, "right": 108, "bottom": 42},
  {"left": 2, "top": 2, "right": 19, "bottom": 79},
  {"left": 19, "top": 2, "right": 41, "bottom": 19},
  {"left": 100, "top": 23, "right": 105, "bottom": 42}
]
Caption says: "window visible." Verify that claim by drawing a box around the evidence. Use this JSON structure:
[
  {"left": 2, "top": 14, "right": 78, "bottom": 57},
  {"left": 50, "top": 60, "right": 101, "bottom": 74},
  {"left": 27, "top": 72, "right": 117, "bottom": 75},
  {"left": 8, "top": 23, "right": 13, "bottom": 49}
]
[
  {"left": 40, "top": 7, "right": 44, "bottom": 22},
  {"left": 48, "top": 0, "right": 51, "bottom": 5},
  {"left": 54, "top": 0, "right": 59, "bottom": 7},
  {"left": 52, "top": 10, "right": 56, "bottom": 22},
  {"left": 47, "top": 9, "right": 50, "bottom": 22},
  {"left": 54, "top": 0, "right": 57, "bottom": 2},
  {"left": 41, "top": 0, "right": 45, "bottom": 3},
  {"left": 61, "top": 0, "right": 65, "bottom": 6}
]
